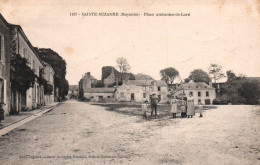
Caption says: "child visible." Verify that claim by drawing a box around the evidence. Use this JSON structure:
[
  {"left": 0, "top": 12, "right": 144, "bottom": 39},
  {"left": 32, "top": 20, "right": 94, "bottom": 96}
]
[
  {"left": 198, "top": 100, "right": 203, "bottom": 117},
  {"left": 170, "top": 96, "right": 178, "bottom": 119},
  {"left": 141, "top": 101, "right": 149, "bottom": 119}
]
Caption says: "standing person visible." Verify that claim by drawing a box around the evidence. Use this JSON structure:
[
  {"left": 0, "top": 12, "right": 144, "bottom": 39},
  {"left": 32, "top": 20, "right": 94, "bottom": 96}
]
[
  {"left": 180, "top": 97, "right": 187, "bottom": 118},
  {"left": 150, "top": 93, "right": 159, "bottom": 118},
  {"left": 0, "top": 103, "right": 4, "bottom": 126},
  {"left": 141, "top": 101, "right": 149, "bottom": 119},
  {"left": 198, "top": 100, "right": 203, "bottom": 117},
  {"left": 187, "top": 94, "right": 195, "bottom": 118},
  {"left": 170, "top": 96, "right": 178, "bottom": 119}
]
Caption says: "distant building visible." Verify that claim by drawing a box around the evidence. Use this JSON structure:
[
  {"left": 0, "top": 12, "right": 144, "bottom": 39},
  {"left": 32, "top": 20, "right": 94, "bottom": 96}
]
[
  {"left": 115, "top": 80, "right": 168, "bottom": 103},
  {"left": 102, "top": 66, "right": 135, "bottom": 87},
  {"left": 68, "top": 85, "right": 79, "bottom": 99},
  {"left": 0, "top": 14, "right": 11, "bottom": 115},
  {"left": 174, "top": 81, "right": 216, "bottom": 105},
  {"left": 79, "top": 72, "right": 97, "bottom": 92},
  {"left": 79, "top": 72, "right": 116, "bottom": 101},
  {"left": 83, "top": 88, "right": 116, "bottom": 102}
]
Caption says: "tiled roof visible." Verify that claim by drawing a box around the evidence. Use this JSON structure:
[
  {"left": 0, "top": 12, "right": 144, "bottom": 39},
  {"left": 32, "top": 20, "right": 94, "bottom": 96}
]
[
  {"left": 69, "top": 85, "right": 78, "bottom": 90},
  {"left": 177, "top": 82, "right": 215, "bottom": 90},
  {"left": 85, "top": 88, "right": 115, "bottom": 93},
  {"left": 126, "top": 80, "right": 167, "bottom": 87}
]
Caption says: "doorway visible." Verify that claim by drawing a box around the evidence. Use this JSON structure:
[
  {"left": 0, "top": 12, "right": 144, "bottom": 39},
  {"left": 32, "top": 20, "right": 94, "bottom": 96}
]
[{"left": 131, "top": 93, "right": 135, "bottom": 101}]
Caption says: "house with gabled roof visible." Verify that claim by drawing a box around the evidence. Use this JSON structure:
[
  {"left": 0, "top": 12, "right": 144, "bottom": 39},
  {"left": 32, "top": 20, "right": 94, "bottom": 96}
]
[
  {"left": 115, "top": 80, "right": 168, "bottom": 103},
  {"left": 174, "top": 81, "right": 216, "bottom": 105},
  {"left": 83, "top": 88, "right": 116, "bottom": 102}
]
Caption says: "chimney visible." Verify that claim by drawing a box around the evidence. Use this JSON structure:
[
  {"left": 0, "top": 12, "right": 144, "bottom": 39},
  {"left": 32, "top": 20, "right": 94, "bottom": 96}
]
[{"left": 209, "top": 80, "right": 212, "bottom": 87}]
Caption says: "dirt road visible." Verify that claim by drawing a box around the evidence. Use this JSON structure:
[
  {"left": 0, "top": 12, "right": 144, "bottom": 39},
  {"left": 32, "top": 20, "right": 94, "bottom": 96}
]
[{"left": 0, "top": 100, "right": 259, "bottom": 165}]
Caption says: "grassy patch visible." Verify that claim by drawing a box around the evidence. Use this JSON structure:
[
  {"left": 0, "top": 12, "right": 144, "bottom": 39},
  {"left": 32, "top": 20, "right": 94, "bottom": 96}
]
[{"left": 92, "top": 103, "right": 217, "bottom": 119}]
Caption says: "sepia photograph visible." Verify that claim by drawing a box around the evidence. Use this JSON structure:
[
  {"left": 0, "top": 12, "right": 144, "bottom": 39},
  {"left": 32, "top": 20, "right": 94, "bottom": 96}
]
[{"left": 0, "top": 0, "right": 260, "bottom": 164}]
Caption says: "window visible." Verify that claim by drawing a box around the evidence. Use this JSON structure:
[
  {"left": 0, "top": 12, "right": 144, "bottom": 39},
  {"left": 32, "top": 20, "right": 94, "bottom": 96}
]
[
  {"left": 23, "top": 48, "right": 27, "bottom": 57},
  {"left": 143, "top": 93, "right": 146, "bottom": 98},
  {"left": 158, "top": 87, "right": 161, "bottom": 91},
  {"left": 120, "top": 92, "right": 124, "bottom": 98},
  {"left": 158, "top": 95, "right": 161, "bottom": 100},
  {"left": 0, "top": 34, "right": 3, "bottom": 61},
  {"left": 28, "top": 56, "right": 31, "bottom": 65},
  {"left": 206, "top": 91, "right": 209, "bottom": 97},
  {"left": 189, "top": 92, "right": 193, "bottom": 96},
  {"left": 142, "top": 86, "right": 146, "bottom": 91},
  {"left": 198, "top": 91, "right": 201, "bottom": 97},
  {"left": 33, "top": 60, "right": 35, "bottom": 70}
]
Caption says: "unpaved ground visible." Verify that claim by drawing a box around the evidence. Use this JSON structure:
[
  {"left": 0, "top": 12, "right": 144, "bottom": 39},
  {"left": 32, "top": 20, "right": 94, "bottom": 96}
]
[{"left": 0, "top": 100, "right": 259, "bottom": 165}]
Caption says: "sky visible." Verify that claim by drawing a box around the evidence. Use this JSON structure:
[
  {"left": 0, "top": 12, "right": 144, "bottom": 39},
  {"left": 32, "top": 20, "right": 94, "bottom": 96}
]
[{"left": 1, "top": 0, "right": 260, "bottom": 85}]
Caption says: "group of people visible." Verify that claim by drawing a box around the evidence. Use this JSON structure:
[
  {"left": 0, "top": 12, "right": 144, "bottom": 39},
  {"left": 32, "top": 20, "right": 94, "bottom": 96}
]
[{"left": 142, "top": 93, "right": 203, "bottom": 119}]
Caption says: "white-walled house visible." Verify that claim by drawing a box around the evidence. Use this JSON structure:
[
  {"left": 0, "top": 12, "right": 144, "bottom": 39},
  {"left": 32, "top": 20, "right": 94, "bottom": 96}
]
[
  {"left": 83, "top": 88, "right": 115, "bottom": 102},
  {"left": 115, "top": 80, "right": 168, "bottom": 103},
  {"left": 11, "top": 25, "right": 45, "bottom": 110},
  {"left": 174, "top": 82, "right": 216, "bottom": 105}
]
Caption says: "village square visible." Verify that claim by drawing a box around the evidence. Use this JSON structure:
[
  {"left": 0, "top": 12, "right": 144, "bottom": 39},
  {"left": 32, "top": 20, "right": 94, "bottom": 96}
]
[{"left": 0, "top": 0, "right": 260, "bottom": 165}]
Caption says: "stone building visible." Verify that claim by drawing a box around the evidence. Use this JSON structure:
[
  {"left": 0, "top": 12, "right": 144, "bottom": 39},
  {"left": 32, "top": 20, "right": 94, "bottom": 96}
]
[
  {"left": 0, "top": 14, "right": 11, "bottom": 115},
  {"left": 115, "top": 80, "right": 168, "bottom": 103},
  {"left": 83, "top": 88, "right": 115, "bottom": 102},
  {"left": 79, "top": 72, "right": 97, "bottom": 92},
  {"left": 174, "top": 81, "right": 216, "bottom": 105},
  {"left": 102, "top": 66, "right": 135, "bottom": 87}
]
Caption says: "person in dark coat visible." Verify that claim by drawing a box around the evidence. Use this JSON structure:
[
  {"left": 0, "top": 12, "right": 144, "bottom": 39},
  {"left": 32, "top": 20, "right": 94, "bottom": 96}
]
[{"left": 150, "top": 93, "right": 159, "bottom": 118}]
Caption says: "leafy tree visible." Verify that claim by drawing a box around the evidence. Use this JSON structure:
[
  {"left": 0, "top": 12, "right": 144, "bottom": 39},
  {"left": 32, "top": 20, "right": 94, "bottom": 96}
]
[
  {"left": 184, "top": 78, "right": 190, "bottom": 83},
  {"left": 116, "top": 57, "right": 131, "bottom": 82},
  {"left": 239, "top": 80, "right": 260, "bottom": 104},
  {"left": 208, "top": 64, "right": 225, "bottom": 83},
  {"left": 188, "top": 69, "right": 211, "bottom": 84},
  {"left": 217, "top": 71, "right": 260, "bottom": 105},
  {"left": 160, "top": 67, "right": 179, "bottom": 84},
  {"left": 35, "top": 48, "right": 69, "bottom": 99},
  {"left": 226, "top": 70, "right": 236, "bottom": 82},
  {"left": 10, "top": 54, "right": 36, "bottom": 92}
]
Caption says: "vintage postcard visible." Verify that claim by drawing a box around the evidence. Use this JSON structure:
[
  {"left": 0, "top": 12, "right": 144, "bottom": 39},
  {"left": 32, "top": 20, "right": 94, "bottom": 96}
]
[{"left": 0, "top": 0, "right": 259, "bottom": 164}]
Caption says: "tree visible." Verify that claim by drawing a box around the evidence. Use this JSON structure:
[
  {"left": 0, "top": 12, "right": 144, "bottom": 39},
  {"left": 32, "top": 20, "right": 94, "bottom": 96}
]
[
  {"left": 188, "top": 69, "right": 211, "bottom": 84},
  {"left": 160, "top": 67, "right": 179, "bottom": 84},
  {"left": 35, "top": 48, "right": 69, "bottom": 100},
  {"left": 226, "top": 70, "right": 236, "bottom": 82},
  {"left": 208, "top": 64, "right": 225, "bottom": 83},
  {"left": 10, "top": 54, "right": 36, "bottom": 93},
  {"left": 239, "top": 80, "right": 260, "bottom": 105},
  {"left": 116, "top": 57, "right": 131, "bottom": 81}
]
